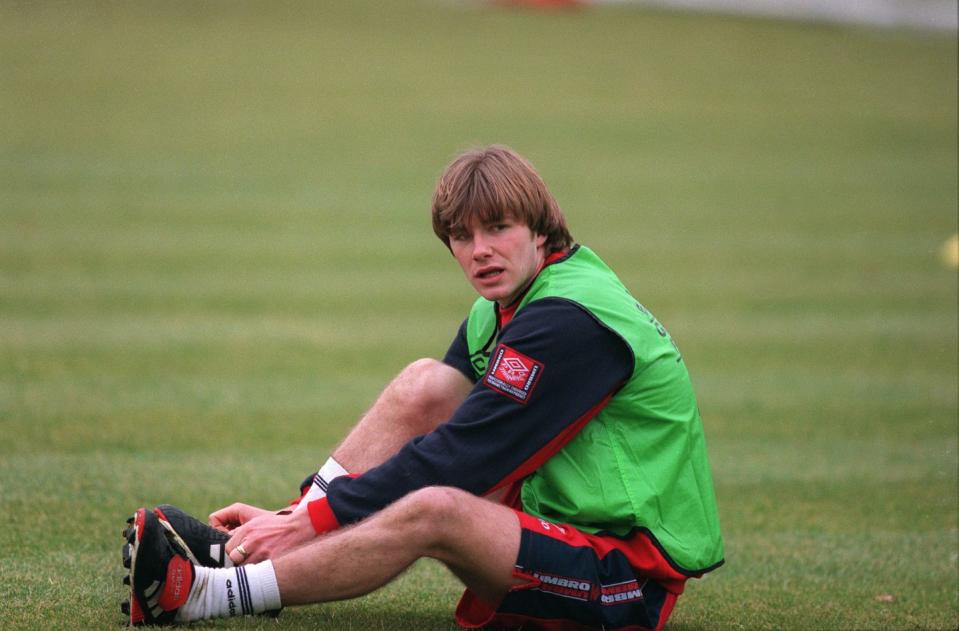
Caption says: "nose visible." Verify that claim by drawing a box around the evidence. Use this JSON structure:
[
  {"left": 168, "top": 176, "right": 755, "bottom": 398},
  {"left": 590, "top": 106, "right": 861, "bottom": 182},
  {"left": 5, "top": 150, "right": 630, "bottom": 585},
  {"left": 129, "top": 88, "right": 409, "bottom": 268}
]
[{"left": 472, "top": 231, "right": 493, "bottom": 259}]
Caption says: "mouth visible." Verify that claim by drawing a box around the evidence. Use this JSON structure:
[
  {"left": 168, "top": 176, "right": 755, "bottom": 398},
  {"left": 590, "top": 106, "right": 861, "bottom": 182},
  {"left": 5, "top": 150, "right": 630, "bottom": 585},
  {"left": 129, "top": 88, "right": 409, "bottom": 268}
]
[{"left": 475, "top": 266, "right": 504, "bottom": 281}]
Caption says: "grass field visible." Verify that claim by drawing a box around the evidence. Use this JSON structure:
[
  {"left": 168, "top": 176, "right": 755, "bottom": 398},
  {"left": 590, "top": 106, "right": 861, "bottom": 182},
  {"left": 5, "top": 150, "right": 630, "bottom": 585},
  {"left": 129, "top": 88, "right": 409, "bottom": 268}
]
[{"left": 1, "top": 1, "right": 956, "bottom": 629}]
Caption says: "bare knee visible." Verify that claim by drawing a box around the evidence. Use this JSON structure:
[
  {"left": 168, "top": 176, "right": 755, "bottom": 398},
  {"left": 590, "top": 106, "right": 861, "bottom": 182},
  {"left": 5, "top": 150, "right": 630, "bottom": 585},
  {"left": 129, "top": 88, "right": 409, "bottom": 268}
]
[
  {"left": 388, "top": 359, "right": 460, "bottom": 430},
  {"left": 386, "top": 487, "right": 521, "bottom": 602},
  {"left": 393, "top": 358, "right": 447, "bottom": 401},
  {"left": 390, "top": 486, "right": 471, "bottom": 555}
]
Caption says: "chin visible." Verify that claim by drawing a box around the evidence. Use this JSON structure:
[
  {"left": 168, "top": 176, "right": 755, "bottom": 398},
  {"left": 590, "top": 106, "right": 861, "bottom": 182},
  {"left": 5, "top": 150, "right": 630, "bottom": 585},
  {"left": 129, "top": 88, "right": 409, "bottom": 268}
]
[{"left": 478, "top": 289, "right": 506, "bottom": 303}]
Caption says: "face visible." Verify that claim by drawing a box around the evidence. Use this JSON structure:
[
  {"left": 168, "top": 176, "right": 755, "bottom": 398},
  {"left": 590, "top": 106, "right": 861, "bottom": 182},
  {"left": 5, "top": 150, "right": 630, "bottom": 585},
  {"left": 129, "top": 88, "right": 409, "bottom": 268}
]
[{"left": 449, "top": 216, "right": 548, "bottom": 307}]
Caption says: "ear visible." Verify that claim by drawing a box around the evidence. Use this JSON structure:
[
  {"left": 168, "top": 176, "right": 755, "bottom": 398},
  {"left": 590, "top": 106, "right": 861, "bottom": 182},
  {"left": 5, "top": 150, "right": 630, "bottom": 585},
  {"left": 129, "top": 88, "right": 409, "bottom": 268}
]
[{"left": 534, "top": 233, "right": 547, "bottom": 248}]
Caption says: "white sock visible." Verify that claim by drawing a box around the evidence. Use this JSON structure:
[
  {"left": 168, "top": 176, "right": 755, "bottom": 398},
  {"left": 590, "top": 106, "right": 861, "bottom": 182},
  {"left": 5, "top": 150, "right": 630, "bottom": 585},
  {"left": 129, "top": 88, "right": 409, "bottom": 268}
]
[
  {"left": 294, "top": 456, "right": 349, "bottom": 511},
  {"left": 176, "top": 561, "right": 282, "bottom": 621}
]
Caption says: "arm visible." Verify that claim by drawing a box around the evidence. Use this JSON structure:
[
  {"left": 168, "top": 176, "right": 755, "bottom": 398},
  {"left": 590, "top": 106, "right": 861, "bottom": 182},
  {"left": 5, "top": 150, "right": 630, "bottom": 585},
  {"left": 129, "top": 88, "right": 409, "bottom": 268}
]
[
  {"left": 212, "top": 328, "right": 477, "bottom": 560},
  {"left": 312, "top": 298, "right": 633, "bottom": 532},
  {"left": 221, "top": 300, "right": 630, "bottom": 561},
  {"left": 441, "top": 317, "right": 477, "bottom": 383}
]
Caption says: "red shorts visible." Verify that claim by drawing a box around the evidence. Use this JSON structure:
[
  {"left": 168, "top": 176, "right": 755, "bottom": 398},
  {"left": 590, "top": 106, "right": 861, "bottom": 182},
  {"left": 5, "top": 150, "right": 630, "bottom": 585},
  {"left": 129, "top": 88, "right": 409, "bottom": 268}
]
[{"left": 455, "top": 511, "right": 690, "bottom": 631}]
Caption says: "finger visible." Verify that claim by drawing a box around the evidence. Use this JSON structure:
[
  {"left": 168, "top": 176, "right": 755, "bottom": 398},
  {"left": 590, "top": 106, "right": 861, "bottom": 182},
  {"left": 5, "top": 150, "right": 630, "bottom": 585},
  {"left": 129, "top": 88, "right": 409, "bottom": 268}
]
[
  {"left": 228, "top": 545, "right": 247, "bottom": 565},
  {"left": 225, "top": 524, "right": 248, "bottom": 552},
  {"left": 209, "top": 510, "right": 231, "bottom": 529},
  {"left": 209, "top": 516, "right": 228, "bottom": 532},
  {"left": 227, "top": 534, "right": 252, "bottom": 566},
  {"left": 211, "top": 513, "right": 240, "bottom": 533},
  {"left": 238, "top": 541, "right": 263, "bottom": 565},
  {"left": 209, "top": 503, "right": 243, "bottom": 529}
]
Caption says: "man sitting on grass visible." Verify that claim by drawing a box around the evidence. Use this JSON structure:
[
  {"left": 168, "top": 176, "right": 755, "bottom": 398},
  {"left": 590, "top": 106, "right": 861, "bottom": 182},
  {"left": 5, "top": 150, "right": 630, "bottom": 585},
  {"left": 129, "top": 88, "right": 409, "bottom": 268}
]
[{"left": 122, "top": 145, "right": 724, "bottom": 630}]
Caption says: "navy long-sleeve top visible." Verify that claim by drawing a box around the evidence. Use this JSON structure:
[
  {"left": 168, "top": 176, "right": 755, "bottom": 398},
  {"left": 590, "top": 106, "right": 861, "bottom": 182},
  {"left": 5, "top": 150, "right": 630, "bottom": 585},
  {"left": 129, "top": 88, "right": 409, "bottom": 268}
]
[{"left": 317, "top": 297, "right": 634, "bottom": 528}]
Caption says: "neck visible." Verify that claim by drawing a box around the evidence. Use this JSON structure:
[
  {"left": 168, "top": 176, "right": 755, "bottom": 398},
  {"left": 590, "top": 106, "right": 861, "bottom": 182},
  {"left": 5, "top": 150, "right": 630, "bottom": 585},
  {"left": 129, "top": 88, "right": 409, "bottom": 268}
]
[{"left": 496, "top": 248, "right": 568, "bottom": 310}]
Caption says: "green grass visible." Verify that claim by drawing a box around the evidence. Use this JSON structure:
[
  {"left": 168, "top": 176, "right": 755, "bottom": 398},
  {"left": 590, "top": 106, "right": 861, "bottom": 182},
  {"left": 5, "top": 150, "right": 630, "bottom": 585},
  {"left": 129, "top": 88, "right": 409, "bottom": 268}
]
[{"left": 1, "top": 1, "right": 956, "bottom": 629}]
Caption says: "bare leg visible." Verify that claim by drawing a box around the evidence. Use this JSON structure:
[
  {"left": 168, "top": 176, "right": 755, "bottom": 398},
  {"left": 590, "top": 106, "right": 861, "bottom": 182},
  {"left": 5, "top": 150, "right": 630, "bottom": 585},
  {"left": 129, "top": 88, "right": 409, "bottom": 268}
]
[
  {"left": 274, "top": 487, "right": 521, "bottom": 607},
  {"left": 332, "top": 359, "right": 473, "bottom": 473}
]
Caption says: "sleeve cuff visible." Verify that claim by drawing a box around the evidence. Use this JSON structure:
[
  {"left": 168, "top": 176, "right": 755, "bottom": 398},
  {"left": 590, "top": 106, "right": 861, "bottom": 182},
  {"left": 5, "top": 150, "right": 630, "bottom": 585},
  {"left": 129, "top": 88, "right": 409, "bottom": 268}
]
[{"left": 306, "top": 497, "right": 341, "bottom": 535}]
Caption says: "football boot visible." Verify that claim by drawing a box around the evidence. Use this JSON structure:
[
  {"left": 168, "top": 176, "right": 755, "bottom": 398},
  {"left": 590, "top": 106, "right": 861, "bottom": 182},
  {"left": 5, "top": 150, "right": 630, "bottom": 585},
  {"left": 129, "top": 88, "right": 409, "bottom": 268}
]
[
  {"left": 154, "top": 504, "right": 232, "bottom": 568},
  {"left": 121, "top": 507, "right": 194, "bottom": 626}
]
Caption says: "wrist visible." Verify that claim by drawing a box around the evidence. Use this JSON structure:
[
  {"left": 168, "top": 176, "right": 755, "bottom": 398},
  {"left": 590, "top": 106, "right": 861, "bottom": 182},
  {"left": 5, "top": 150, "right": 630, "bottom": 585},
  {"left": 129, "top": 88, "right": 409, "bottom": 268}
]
[{"left": 288, "top": 506, "right": 314, "bottom": 537}]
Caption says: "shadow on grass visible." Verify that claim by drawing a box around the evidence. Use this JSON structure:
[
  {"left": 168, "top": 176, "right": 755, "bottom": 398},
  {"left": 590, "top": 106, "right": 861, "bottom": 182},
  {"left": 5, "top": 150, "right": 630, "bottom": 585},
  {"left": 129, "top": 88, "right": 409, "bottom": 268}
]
[
  {"left": 274, "top": 603, "right": 460, "bottom": 631},
  {"left": 666, "top": 623, "right": 723, "bottom": 631}
]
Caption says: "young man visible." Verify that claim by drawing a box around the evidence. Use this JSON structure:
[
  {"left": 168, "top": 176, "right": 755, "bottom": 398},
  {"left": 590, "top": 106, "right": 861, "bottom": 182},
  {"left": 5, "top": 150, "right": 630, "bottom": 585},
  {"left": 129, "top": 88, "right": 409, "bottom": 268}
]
[{"left": 122, "top": 146, "right": 724, "bottom": 630}]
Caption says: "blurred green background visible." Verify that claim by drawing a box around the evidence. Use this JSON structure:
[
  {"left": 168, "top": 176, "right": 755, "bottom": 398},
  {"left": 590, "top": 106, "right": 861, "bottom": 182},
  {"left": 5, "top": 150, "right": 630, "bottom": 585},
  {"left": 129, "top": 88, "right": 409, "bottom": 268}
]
[{"left": 1, "top": 1, "right": 956, "bottom": 629}]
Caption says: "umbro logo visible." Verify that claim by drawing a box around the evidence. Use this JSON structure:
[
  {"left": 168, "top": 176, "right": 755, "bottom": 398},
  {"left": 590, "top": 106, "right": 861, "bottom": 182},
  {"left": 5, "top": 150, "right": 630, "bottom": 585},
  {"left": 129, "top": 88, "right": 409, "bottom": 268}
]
[
  {"left": 483, "top": 344, "right": 544, "bottom": 404},
  {"left": 500, "top": 356, "right": 530, "bottom": 381}
]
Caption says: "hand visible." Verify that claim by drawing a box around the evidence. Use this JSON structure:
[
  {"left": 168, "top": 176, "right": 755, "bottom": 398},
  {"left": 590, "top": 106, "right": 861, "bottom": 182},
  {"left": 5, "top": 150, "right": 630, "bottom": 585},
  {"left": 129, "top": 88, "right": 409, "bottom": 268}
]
[
  {"left": 208, "top": 503, "right": 272, "bottom": 533},
  {"left": 224, "top": 509, "right": 315, "bottom": 565}
]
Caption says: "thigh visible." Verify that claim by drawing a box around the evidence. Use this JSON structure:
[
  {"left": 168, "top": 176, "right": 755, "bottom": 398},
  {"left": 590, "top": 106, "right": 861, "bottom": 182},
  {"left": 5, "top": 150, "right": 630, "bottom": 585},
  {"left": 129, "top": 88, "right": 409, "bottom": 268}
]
[{"left": 423, "top": 487, "right": 524, "bottom": 606}]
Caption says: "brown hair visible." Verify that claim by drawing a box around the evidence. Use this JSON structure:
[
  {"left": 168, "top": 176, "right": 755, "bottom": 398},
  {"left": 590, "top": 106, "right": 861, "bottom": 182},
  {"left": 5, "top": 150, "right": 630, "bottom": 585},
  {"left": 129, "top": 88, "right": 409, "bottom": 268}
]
[{"left": 431, "top": 145, "right": 573, "bottom": 253}]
